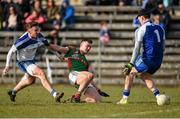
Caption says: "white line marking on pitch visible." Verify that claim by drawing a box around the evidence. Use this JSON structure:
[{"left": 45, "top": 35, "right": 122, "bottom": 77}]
[{"left": 90, "top": 108, "right": 180, "bottom": 118}]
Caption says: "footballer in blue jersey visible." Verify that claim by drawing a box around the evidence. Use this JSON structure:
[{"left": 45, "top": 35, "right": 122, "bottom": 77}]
[
  {"left": 117, "top": 9, "right": 169, "bottom": 105},
  {"left": 134, "top": 21, "right": 165, "bottom": 74},
  {"left": 3, "top": 22, "right": 64, "bottom": 102}
]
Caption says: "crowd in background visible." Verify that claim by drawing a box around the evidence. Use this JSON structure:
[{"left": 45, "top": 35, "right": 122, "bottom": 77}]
[
  {"left": 86, "top": 0, "right": 175, "bottom": 33},
  {"left": 85, "top": 0, "right": 179, "bottom": 7},
  {"left": 0, "top": 0, "right": 178, "bottom": 33},
  {"left": 0, "top": 0, "right": 75, "bottom": 31},
  {"left": 132, "top": 0, "right": 172, "bottom": 32}
]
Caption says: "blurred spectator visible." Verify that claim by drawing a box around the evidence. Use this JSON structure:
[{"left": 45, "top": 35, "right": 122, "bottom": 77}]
[
  {"left": 170, "top": 0, "right": 179, "bottom": 15},
  {"left": 99, "top": 21, "right": 110, "bottom": 54},
  {"left": 0, "top": 0, "right": 6, "bottom": 9},
  {"left": 142, "top": 0, "right": 158, "bottom": 11},
  {"left": 25, "top": 9, "right": 45, "bottom": 25},
  {"left": 153, "top": 3, "right": 171, "bottom": 32},
  {"left": 47, "top": 13, "right": 61, "bottom": 45},
  {"left": 172, "top": 0, "right": 179, "bottom": 5},
  {"left": 60, "top": 0, "right": 75, "bottom": 30},
  {"left": 46, "top": 0, "right": 59, "bottom": 20},
  {"left": 15, "top": 0, "right": 31, "bottom": 20},
  {"left": 135, "top": 0, "right": 143, "bottom": 6},
  {"left": 4, "top": 6, "right": 22, "bottom": 31},
  {"left": 50, "top": 13, "right": 61, "bottom": 31},
  {"left": 46, "top": 0, "right": 59, "bottom": 23},
  {"left": 43, "top": 0, "right": 59, "bottom": 30},
  {"left": 0, "top": 0, "right": 3, "bottom": 30},
  {"left": 31, "top": 0, "right": 46, "bottom": 16},
  {"left": 47, "top": 29, "right": 62, "bottom": 45},
  {"left": 84, "top": 0, "right": 99, "bottom": 5},
  {"left": 2, "top": 0, "right": 16, "bottom": 28},
  {"left": 117, "top": 0, "right": 133, "bottom": 6},
  {"left": 163, "top": 0, "right": 170, "bottom": 8},
  {"left": 153, "top": 13, "right": 165, "bottom": 29},
  {"left": 85, "top": 0, "right": 116, "bottom": 6},
  {"left": 159, "top": 0, "right": 179, "bottom": 7},
  {"left": 99, "top": 0, "right": 114, "bottom": 5},
  {"left": 43, "top": 0, "right": 61, "bottom": 44}
]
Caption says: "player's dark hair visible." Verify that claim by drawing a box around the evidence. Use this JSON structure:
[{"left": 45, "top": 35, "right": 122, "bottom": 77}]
[
  {"left": 25, "top": 22, "right": 39, "bottom": 30},
  {"left": 143, "top": 14, "right": 150, "bottom": 19},
  {"left": 137, "top": 9, "right": 151, "bottom": 19},
  {"left": 80, "top": 39, "right": 93, "bottom": 44}
]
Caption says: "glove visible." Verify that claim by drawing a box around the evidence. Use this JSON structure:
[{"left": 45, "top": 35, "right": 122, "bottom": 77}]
[
  {"left": 122, "top": 63, "right": 134, "bottom": 75},
  {"left": 42, "top": 40, "right": 50, "bottom": 46},
  {"left": 98, "top": 89, "right": 110, "bottom": 97}
]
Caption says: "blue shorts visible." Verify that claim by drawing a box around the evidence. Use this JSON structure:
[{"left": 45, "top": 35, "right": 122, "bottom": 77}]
[
  {"left": 17, "top": 60, "right": 36, "bottom": 75},
  {"left": 134, "top": 56, "right": 161, "bottom": 74}
]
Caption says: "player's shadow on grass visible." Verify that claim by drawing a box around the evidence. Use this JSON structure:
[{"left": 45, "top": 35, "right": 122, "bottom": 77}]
[{"left": 100, "top": 101, "right": 113, "bottom": 103}]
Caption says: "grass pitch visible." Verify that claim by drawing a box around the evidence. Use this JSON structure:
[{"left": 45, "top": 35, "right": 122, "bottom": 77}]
[{"left": 0, "top": 84, "right": 180, "bottom": 118}]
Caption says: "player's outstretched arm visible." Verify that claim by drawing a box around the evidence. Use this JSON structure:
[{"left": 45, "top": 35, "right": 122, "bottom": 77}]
[
  {"left": 42, "top": 39, "right": 69, "bottom": 61},
  {"left": 123, "top": 32, "right": 142, "bottom": 76},
  {"left": 48, "top": 44, "right": 69, "bottom": 54},
  {"left": 3, "top": 45, "right": 16, "bottom": 75}
]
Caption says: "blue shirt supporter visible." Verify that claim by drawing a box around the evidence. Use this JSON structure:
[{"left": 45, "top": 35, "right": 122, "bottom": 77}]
[{"left": 60, "top": 0, "right": 75, "bottom": 26}]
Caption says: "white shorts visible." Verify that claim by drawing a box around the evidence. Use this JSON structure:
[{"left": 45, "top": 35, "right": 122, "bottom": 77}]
[
  {"left": 17, "top": 60, "right": 37, "bottom": 76},
  {"left": 69, "top": 71, "right": 79, "bottom": 85},
  {"left": 26, "top": 64, "right": 37, "bottom": 76},
  {"left": 68, "top": 71, "right": 93, "bottom": 90}
]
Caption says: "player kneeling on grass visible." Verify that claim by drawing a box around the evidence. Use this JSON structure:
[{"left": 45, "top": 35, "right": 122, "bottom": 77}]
[
  {"left": 50, "top": 39, "right": 109, "bottom": 103},
  {"left": 3, "top": 22, "right": 64, "bottom": 102},
  {"left": 117, "top": 9, "right": 170, "bottom": 105}
]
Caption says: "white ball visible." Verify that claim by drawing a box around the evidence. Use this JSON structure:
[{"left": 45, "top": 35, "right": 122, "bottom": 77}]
[{"left": 157, "top": 94, "right": 170, "bottom": 106}]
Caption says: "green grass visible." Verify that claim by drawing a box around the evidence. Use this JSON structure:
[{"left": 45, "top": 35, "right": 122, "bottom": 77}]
[{"left": 0, "top": 84, "right": 180, "bottom": 118}]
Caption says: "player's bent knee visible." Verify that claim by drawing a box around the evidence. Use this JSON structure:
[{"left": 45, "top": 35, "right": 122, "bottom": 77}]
[
  {"left": 35, "top": 70, "right": 46, "bottom": 78},
  {"left": 87, "top": 73, "right": 94, "bottom": 80},
  {"left": 29, "top": 65, "right": 45, "bottom": 77}
]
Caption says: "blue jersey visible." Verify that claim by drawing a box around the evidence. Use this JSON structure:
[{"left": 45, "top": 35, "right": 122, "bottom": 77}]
[
  {"left": 142, "top": 22, "right": 165, "bottom": 65},
  {"left": 133, "top": 21, "right": 165, "bottom": 66},
  {"left": 131, "top": 21, "right": 165, "bottom": 74},
  {"left": 13, "top": 32, "right": 47, "bottom": 62},
  {"left": 5, "top": 32, "right": 48, "bottom": 68}
]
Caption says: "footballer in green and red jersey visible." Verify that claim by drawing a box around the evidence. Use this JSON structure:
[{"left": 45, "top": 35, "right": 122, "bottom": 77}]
[
  {"left": 64, "top": 48, "right": 89, "bottom": 72},
  {"left": 50, "top": 39, "right": 109, "bottom": 103}
]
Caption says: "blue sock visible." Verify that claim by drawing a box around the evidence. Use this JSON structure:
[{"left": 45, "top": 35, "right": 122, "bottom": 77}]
[
  {"left": 123, "top": 90, "right": 130, "bottom": 98},
  {"left": 153, "top": 89, "right": 160, "bottom": 97}
]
